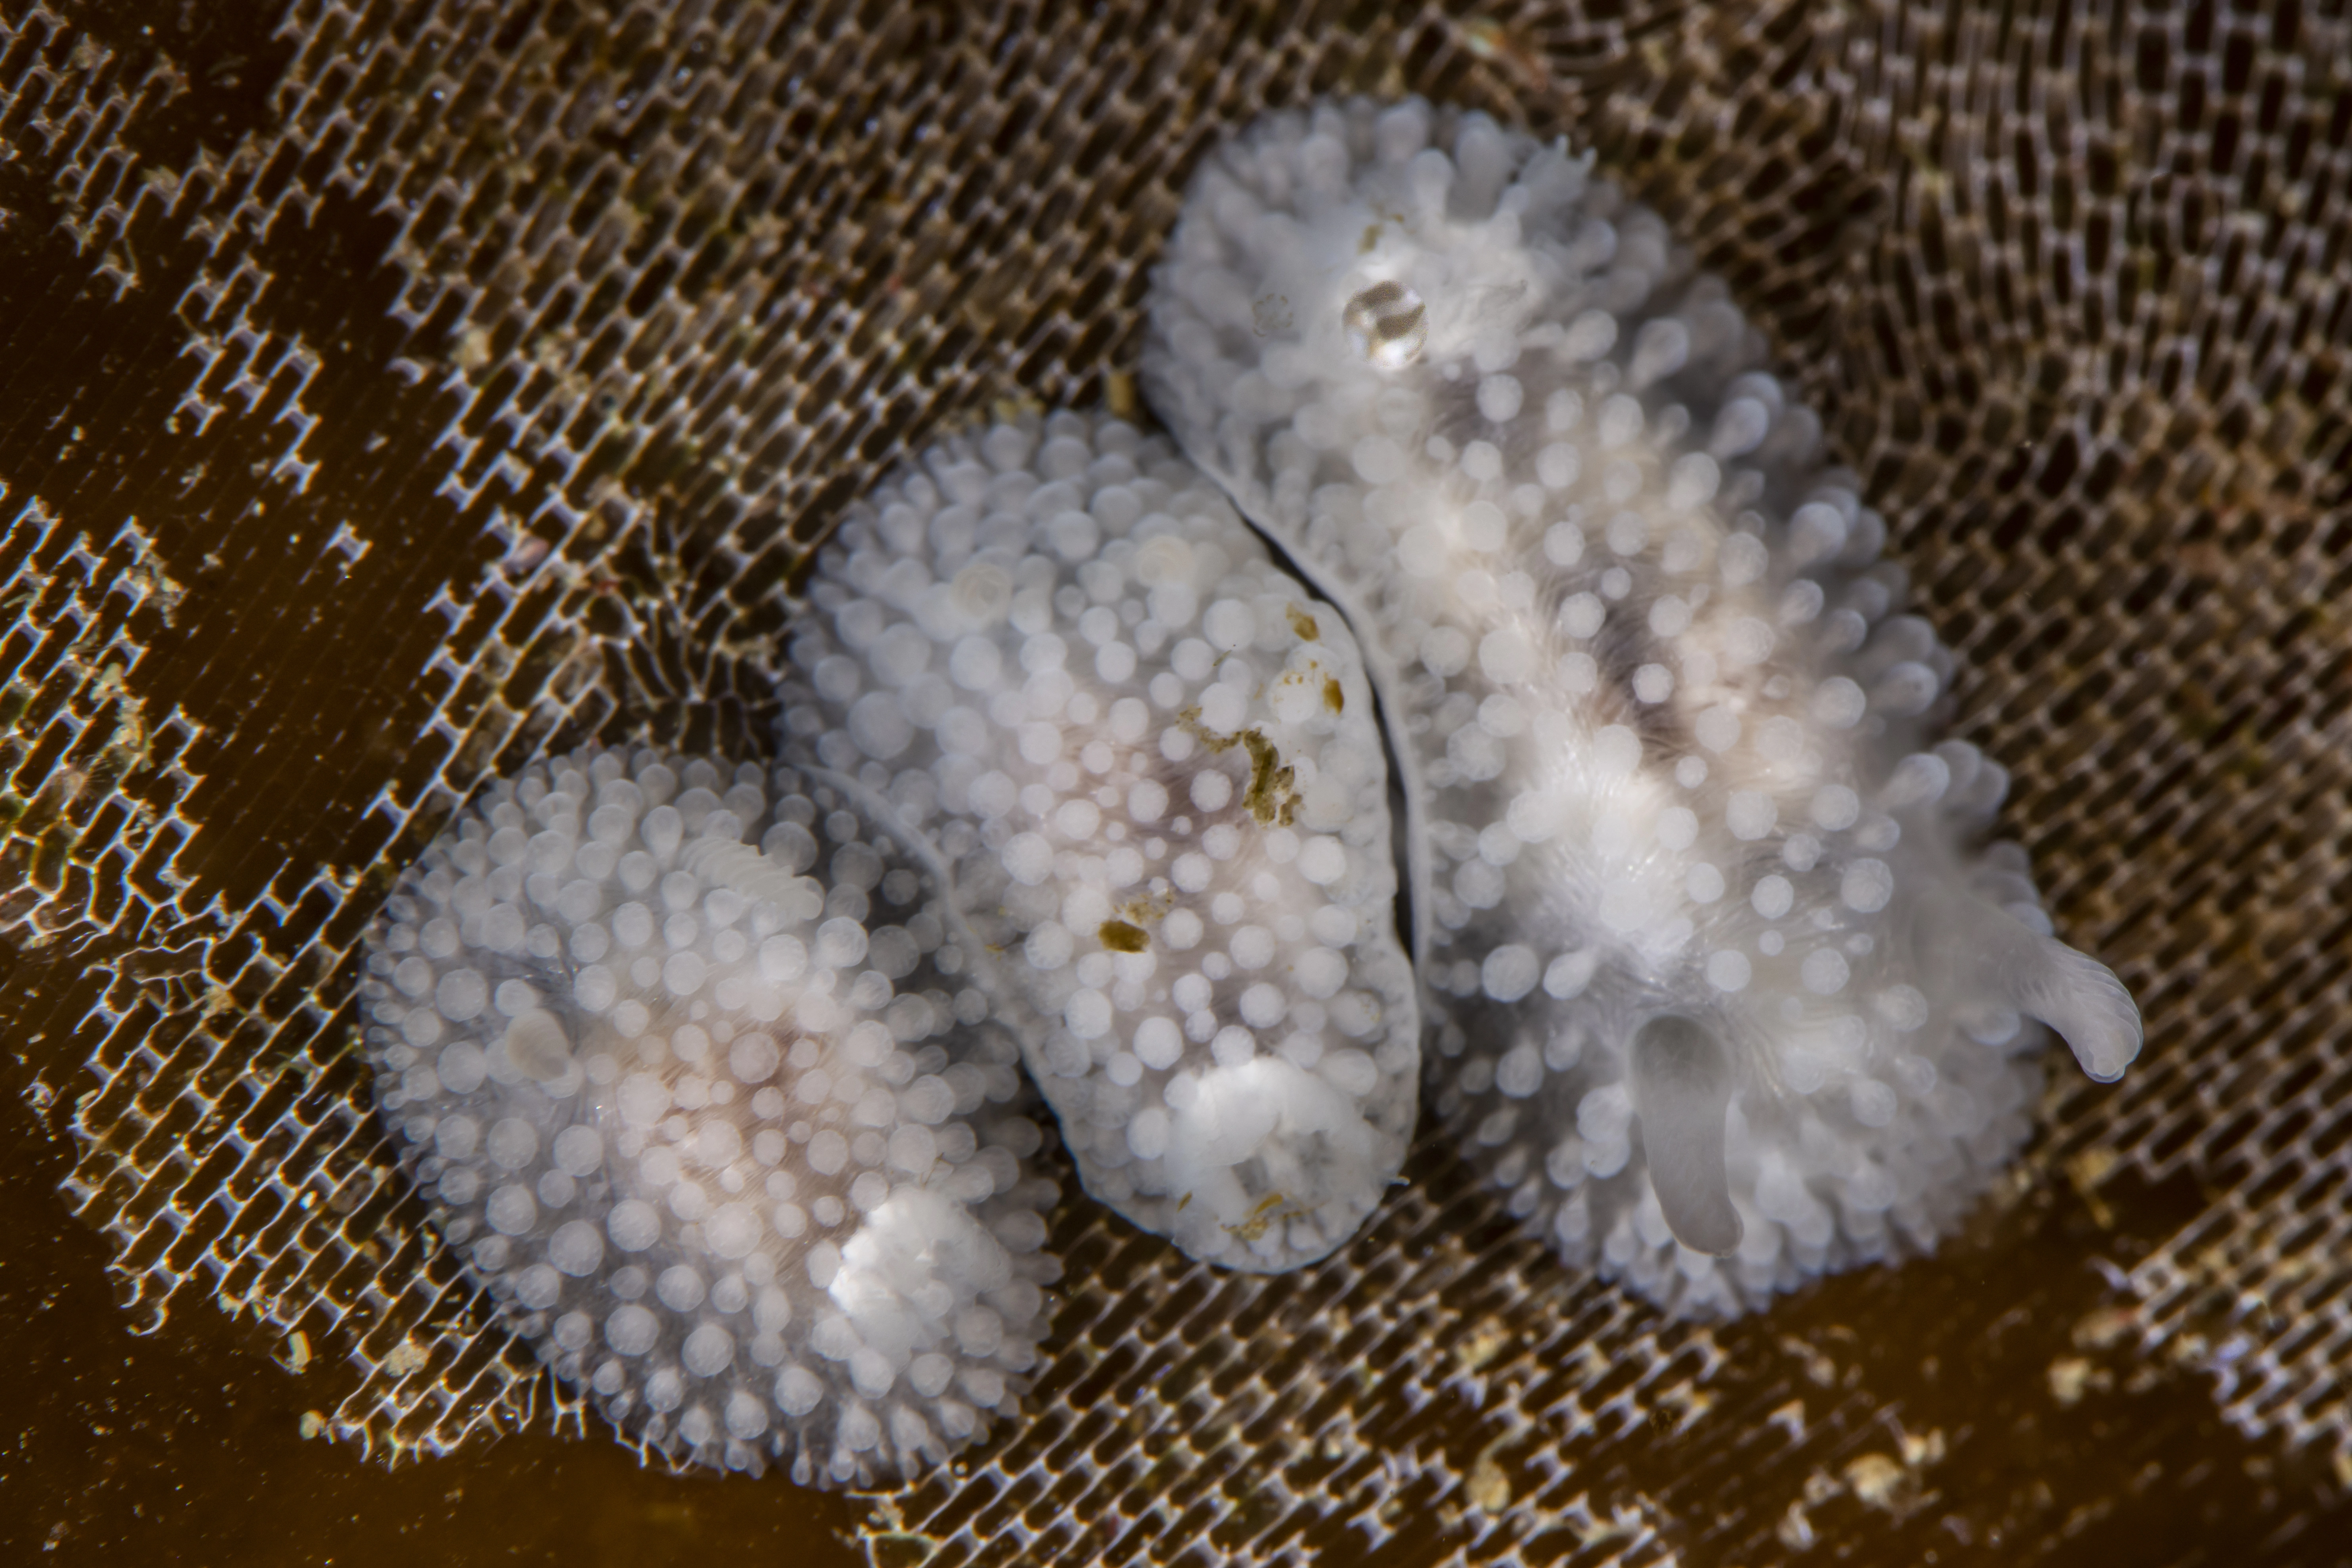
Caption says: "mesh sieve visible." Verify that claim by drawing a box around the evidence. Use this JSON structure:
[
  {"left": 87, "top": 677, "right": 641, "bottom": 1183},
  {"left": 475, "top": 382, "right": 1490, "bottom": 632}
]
[{"left": 2, "top": 1, "right": 2349, "bottom": 1562}]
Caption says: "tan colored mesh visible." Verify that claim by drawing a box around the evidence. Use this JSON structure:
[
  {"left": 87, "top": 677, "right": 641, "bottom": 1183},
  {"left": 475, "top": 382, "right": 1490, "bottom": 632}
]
[{"left": 2, "top": 0, "right": 2348, "bottom": 1560}]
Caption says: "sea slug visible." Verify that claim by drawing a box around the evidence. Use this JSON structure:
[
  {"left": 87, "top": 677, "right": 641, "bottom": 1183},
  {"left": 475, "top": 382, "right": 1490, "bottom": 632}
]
[
  {"left": 777, "top": 410, "right": 1418, "bottom": 1272},
  {"left": 359, "top": 746, "right": 1060, "bottom": 1482},
  {"left": 1144, "top": 98, "right": 2142, "bottom": 1315}
]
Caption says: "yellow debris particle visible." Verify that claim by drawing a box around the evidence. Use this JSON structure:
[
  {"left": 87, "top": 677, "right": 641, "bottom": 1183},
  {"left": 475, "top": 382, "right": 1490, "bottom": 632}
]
[
  {"left": 1900, "top": 1428, "right": 1947, "bottom": 1468},
  {"left": 1779, "top": 1335, "right": 1838, "bottom": 1388},
  {"left": 989, "top": 392, "right": 1046, "bottom": 426},
  {"left": 1453, "top": 1318, "right": 1512, "bottom": 1377},
  {"left": 1466, "top": 1450, "right": 1511, "bottom": 1513},
  {"left": 452, "top": 325, "right": 492, "bottom": 372},
  {"left": 1177, "top": 709, "right": 1299, "bottom": 825},
  {"left": 1098, "top": 918, "right": 1148, "bottom": 952},
  {"left": 2073, "top": 1304, "right": 2136, "bottom": 1351},
  {"left": 2067, "top": 1148, "right": 2119, "bottom": 1229},
  {"left": 1843, "top": 1453, "right": 1911, "bottom": 1511},
  {"left": 1287, "top": 604, "right": 1319, "bottom": 641},
  {"left": 381, "top": 1338, "right": 431, "bottom": 1377},
  {"left": 1224, "top": 1190, "right": 1289, "bottom": 1242},
  {"left": 2048, "top": 1355, "right": 2110, "bottom": 1406},
  {"left": 1237, "top": 729, "right": 1298, "bottom": 825},
  {"left": 1112, "top": 890, "right": 1174, "bottom": 930}
]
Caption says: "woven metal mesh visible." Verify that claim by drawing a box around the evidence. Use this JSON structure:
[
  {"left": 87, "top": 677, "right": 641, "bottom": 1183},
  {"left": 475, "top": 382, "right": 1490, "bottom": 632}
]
[{"left": 2, "top": 0, "right": 2348, "bottom": 1562}]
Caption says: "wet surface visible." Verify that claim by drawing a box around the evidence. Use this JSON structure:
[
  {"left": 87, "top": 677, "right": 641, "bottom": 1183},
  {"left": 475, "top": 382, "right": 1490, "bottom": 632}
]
[{"left": 4, "top": 0, "right": 2352, "bottom": 1564}]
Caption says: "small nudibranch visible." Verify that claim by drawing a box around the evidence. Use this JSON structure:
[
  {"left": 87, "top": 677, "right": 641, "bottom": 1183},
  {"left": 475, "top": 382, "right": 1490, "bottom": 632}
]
[
  {"left": 360, "top": 746, "right": 1060, "bottom": 1484},
  {"left": 1143, "top": 98, "right": 2142, "bottom": 1315},
  {"left": 777, "top": 410, "right": 1418, "bottom": 1272}
]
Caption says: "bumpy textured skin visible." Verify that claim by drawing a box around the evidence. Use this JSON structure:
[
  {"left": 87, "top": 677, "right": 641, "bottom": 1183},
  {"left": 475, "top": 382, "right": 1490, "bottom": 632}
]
[
  {"left": 778, "top": 411, "right": 1418, "bottom": 1273},
  {"left": 360, "top": 747, "right": 1059, "bottom": 1484},
  {"left": 1145, "top": 98, "right": 2143, "bottom": 1316}
]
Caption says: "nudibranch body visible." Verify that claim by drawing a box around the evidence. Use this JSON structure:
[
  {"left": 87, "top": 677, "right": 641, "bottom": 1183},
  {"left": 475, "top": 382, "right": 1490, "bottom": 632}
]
[
  {"left": 778, "top": 410, "right": 1418, "bottom": 1272},
  {"left": 361, "top": 747, "right": 1059, "bottom": 1484},
  {"left": 1144, "top": 99, "right": 2142, "bottom": 1314}
]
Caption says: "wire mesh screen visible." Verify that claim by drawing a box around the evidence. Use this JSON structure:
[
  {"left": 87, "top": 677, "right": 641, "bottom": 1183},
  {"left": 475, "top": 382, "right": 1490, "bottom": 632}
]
[{"left": 2, "top": 0, "right": 2348, "bottom": 1563}]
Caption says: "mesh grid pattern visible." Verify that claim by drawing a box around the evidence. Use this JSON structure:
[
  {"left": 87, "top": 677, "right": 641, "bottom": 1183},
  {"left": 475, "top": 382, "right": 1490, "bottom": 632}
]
[{"left": 2, "top": 0, "right": 2348, "bottom": 1561}]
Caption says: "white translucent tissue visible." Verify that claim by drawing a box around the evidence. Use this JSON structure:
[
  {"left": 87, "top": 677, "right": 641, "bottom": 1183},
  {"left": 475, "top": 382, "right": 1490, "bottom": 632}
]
[
  {"left": 1145, "top": 97, "right": 2142, "bottom": 1315},
  {"left": 361, "top": 746, "right": 1060, "bottom": 1484},
  {"left": 778, "top": 411, "right": 1420, "bottom": 1273}
]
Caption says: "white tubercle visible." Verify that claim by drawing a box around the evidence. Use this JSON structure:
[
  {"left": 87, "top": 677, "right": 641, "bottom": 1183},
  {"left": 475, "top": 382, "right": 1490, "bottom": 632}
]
[
  {"left": 361, "top": 747, "right": 1060, "bottom": 1486},
  {"left": 778, "top": 409, "right": 1418, "bottom": 1273},
  {"left": 1143, "top": 97, "right": 2143, "bottom": 1316}
]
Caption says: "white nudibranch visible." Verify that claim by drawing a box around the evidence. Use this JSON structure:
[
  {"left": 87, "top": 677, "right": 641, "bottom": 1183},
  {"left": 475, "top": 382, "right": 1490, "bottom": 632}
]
[
  {"left": 360, "top": 747, "right": 1060, "bottom": 1484},
  {"left": 778, "top": 409, "right": 1418, "bottom": 1272},
  {"left": 1143, "top": 97, "right": 2144, "bottom": 1316}
]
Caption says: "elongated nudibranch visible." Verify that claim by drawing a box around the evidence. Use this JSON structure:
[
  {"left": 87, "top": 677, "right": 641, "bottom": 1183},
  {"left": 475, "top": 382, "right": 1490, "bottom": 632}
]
[
  {"left": 361, "top": 747, "right": 1060, "bottom": 1482},
  {"left": 778, "top": 410, "right": 1418, "bottom": 1272},
  {"left": 1144, "top": 98, "right": 2142, "bottom": 1314}
]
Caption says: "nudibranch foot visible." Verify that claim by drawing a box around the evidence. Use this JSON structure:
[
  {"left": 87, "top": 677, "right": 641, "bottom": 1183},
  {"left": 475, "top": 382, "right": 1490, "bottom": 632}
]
[{"left": 361, "top": 746, "right": 1060, "bottom": 1485}]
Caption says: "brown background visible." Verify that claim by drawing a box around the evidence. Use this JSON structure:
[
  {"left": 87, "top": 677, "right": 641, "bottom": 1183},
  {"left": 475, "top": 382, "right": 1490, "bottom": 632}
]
[{"left": 2, "top": 0, "right": 2349, "bottom": 1564}]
